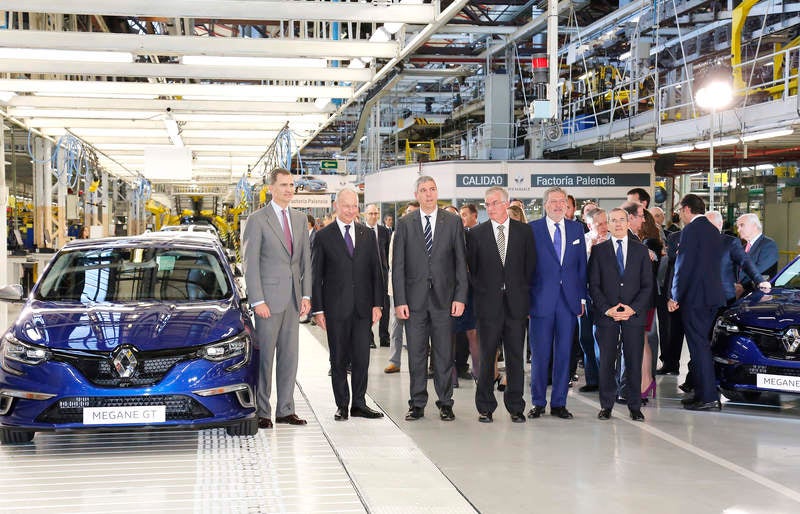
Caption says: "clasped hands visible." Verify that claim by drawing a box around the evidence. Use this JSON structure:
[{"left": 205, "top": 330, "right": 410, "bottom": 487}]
[
  {"left": 395, "top": 301, "right": 465, "bottom": 320},
  {"left": 606, "top": 303, "right": 635, "bottom": 321}
]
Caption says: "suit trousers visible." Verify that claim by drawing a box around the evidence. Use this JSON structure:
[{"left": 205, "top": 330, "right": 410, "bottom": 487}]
[
  {"left": 660, "top": 309, "right": 684, "bottom": 370},
  {"left": 596, "top": 323, "right": 644, "bottom": 410},
  {"left": 328, "top": 315, "right": 371, "bottom": 409},
  {"left": 406, "top": 306, "right": 454, "bottom": 408},
  {"left": 254, "top": 303, "right": 299, "bottom": 418},
  {"left": 388, "top": 295, "right": 405, "bottom": 367},
  {"left": 369, "top": 293, "right": 390, "bottom": 344},
  {"left": 530, "top": 294, "right": 578, "bottom": 408},
  {"left": 577, "top": 304, "right": 599, "bottom": 386},
  {"left": 682, "top": 306, "right": 719, "bottom": 403},
  {"left": 475, "top": 309, "right": 526, "bottom": 415}
]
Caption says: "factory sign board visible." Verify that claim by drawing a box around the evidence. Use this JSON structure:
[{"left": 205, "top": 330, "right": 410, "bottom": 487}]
[
  {"left": 290, "top": 195, "right": 332, "bottom": 209},
  {"left": 456, "top": 174, "right": 508, "bottom": 187},
  {"left": 530, "top": 173, "right": 652, "bottom": 188}
]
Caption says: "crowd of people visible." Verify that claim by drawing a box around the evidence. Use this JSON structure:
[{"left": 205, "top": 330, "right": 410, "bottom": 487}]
[{"left": 242, "top": 167, "right": 779, "bottom": 428}]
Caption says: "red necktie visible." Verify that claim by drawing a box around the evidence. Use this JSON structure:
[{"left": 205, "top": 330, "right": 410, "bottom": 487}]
[
  {"left": 745, "top": 241, "right": 751, "bottom": 253},
  {"left": 282, "top": 209, "right": 293, "bottom": 256}
]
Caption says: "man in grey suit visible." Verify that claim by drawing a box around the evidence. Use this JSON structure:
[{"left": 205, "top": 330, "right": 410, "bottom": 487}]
[
  {"left": 243, "top": 168, "right": 312, "bottom": 429},
  {"left": 392, "top": 176, "right": 468, "bottom": 422}
]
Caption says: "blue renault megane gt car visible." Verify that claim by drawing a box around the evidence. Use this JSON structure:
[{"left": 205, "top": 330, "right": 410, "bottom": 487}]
[
  {"left": 712, "top": 255, "right": 800, "bottom": 402},
  {"left": 0, "top": 233, "right": 258, "bottom": 443}
]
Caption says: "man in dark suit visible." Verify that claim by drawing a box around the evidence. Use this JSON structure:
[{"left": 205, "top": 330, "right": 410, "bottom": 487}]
[
  {"left": 656, "top": 229, "right": 683, "bottom": 375},
  {"left": 467, "top": 187, "right": 536, "bottom": 423},
  {"left": 735, "top": 213, "right": 779, "bottom": 294},
  {"left": 242, "top": 168, "right": 312, "bottom": 429},
  {"left": 668, "top": 194, "right": 725, "bottom": 411},
  {"left": 312, "top": 189, "right": 385, "bottom": 421},
  {"left": 589, "top": 208, "right": 653, "bottom": 421},
  {"left": 707, "top": 211, "right": 771, "bottom": 304},
  {"left": 364, "top": 203, "right": 392, "bottom": 347},
  {"left": 393, "top": 176, "right": 468, "bottom": 422},
  {"left": 528, "top": 186, "right": 587, "bottom": 420}
]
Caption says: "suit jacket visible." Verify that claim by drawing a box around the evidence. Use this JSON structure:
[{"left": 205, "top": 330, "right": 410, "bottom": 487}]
[
  {"left": 242, "top": 202, "right": 312, "bottom": 313},
  {"left": 311, "top": 221, "right": 383, "bottom": 320},
  {"left": 664, "top": 230, "right": 681, "bottom": 300},
  {"left": 739, "top": 234, "right": 779, "bottom": 284},
  {"left": 721, "top": 233, "right": 761, "bottom": 300},
  {"left": 589, "top": 238, "right": 653, "bottom": 327},
  {"left": 529, "top": 217, "right": 587, "bottom": 316},
  {"left": 366, "top": 224, "right": 391, "bottom": 281},
  {"left": 467, "top": 219, "right": 536, "bottom": 320},
  {"left": 392, "top": 208, "right": 468, "bottom": 311},
  {"left": 671, "top": 216, "right": 724, "bottom": 309}
]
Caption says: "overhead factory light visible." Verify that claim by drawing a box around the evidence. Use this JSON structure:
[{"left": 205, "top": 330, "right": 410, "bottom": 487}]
[
  {"left": 314, "top": 97, "right": 332, "bottom": 110},
  {"left": 656, "top": 143, "right": 696, "bottom": 154},
  {"left": 694, "top": 137, "right": 739, "bottom": 149},
  {"left": 369, "top": 27, "right": 391, "bottom": 43},
  {"left": 181, "top": 56, "right": 327, "bottom": 68},
  {"left": 740, "top": 128, "right": 794, "bottom": 142},
  {"left": 383, "top": 23, "right": 405, "bottom": 35},
  {"left": 0, "top": 47, "right": 133, "bottom": 63},
  {"left": 593, "top": 156, "right": 621, "bottom": 166},
  {"left": 0, "top": 91, "right": 16, "bottom": 102},
  {"left": 163, "top": 115, "right": 184, "bottom": 148},
  {"left": 621, "top": 149, "right": 653, "bottom": 160}
]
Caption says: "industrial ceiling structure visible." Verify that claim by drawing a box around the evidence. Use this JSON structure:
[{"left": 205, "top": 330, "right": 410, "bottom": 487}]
[{"left": 0, "top": 0, "right": 798, "bottom": 200}]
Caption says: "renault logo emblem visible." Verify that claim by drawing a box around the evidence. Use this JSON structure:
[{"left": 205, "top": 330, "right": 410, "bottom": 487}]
[
  {"left": 782, "top": 328, "right": 800, "bottom": 353},
  {"left": 112, "top": 346, "right": 138, "bottom": 378}
]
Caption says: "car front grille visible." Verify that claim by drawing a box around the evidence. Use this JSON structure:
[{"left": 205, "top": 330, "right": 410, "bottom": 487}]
[
  {"left": 740, "top": 327, "right": 800, "bottom": 361},
  {"left": 36, "top": 395, "right": 213, "bottom": 423},
  {"left": 50, "top": 348, "right": 197, "bottom": 387}
]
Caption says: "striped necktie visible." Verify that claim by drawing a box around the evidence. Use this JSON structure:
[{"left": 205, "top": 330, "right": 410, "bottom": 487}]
[{"left": 424, "top": 215, "right": 433, "bottom": 256}]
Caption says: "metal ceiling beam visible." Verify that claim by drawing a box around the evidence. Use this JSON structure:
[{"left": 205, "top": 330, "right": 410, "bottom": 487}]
[
  {"left": 5, "top": 0, "right": 437, "bottom": 24},
  {"left": 8, "top": 96, "right": 329, "bottom": 114},
  {"left": 0, "top": 59, "right": 373, "bottom": 82},
  {"left": 0, "top": 30, "right": 400, "bottom": 59}
]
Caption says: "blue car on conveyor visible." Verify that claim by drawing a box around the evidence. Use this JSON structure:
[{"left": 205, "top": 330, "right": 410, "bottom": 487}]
[
  {"left": 712, "top": 256, "right": 800, "bottom": 402},
  {"left": 0, "top": 232, "right": 258, "bottom": 443}
]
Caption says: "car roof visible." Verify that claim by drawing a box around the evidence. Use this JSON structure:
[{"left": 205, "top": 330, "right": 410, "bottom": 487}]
[{"left": 63, "top": 232, "right": 223, "bottom": 251}]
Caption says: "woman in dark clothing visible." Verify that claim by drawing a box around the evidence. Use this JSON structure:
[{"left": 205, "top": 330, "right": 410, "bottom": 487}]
[{"left": 638, "top": 210, "right": 663, "bottom": 403}]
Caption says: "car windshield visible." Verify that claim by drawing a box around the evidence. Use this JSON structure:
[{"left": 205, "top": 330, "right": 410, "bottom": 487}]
[
  {"left": 35, "top": 247, "right": 232, "bottom": 303},
  {"left": 774, "top": 258, "right": 800, "bottom": 289}
]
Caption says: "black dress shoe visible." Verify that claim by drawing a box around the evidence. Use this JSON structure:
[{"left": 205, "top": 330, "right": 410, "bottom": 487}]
[
  {"left": 439, "top": 405, "right": 455, "bottom": 421},
  {"left": 680, "top": 395, "right": 697, "bottom": 406},
  {"left": 369, "top": 341, "right": 377, "bottom": 349},
  {"left": 510, "top": 412, "right": 526, "bottom": 423},
  {"left": 405, "top": 406, "right": 424, "bottom": 421},
  {"left": 629, "top": 409, "right": 645, "bottom": 421},
  {"left": 678, "top": 381, "right": 694, "bottom": 393},
  {"left": 350, "top": 406, "right": 384, "bottom": 419},
  {"left": 334, "top": 408, "right": 348, "bottom": 421},
  {"left": 579, "top": 384, "right": 599, "bottom": 392},
  {"left": 656, "top": 367, "right": 679, "bottom": 375},
  {"left": 550, "top": 407, "right": 574, "bottom": 419},
  {"left": 258, "top": 417, "right": 273, "bottom": 429},
  {"left": 597, "top": 408, "right": 612, "bottom": 420},
  {"left": 275, "top": 414, "right": 307, "bottom": 425},
  {"left": 380, "top": 339, "right": 391, "bottom": 347},
  {"left": 457, "top": 370, "right": 473, "bottom": 380},
  {"left": 615, "top": 396, "right": 628, "bottom": 405},
  {"left": 478, "top": 412, "right": 493, "bottom": 423},
  {"left": 527, "top": 405, "right": 546, "bottom": 419},
  {"left": 684, "top": 400, "right": 722, "bottom": 411}
]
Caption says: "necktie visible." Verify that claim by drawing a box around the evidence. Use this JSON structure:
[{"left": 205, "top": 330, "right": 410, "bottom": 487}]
[
  {"left": 281, "top": 209, "right": 293, "bottom": 256},
  {"left": 497, "top": 224, "right": 506, "bottom": 265},
  {"left": 553, "top": 222, "right": 562, "bottom": 264},
  {"left": 344, "top": 225, "right": 354, "bottom": 256},
  {"left": 424, "top": 215, "right": 433, "bottom": 256},
  {"left": 745, "top": 241, "right": 751, "bottom": 253},
  {"left": 616, "top": 239, "right": 625, "bottom": 276}
]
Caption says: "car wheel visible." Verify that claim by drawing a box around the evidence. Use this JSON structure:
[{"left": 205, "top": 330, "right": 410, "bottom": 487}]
[
  {"left": 0, "top": 428, "right": 35, "bottom": 444},
  {"left": 226, "top": 418, "right": 258, "bottom": 437}
]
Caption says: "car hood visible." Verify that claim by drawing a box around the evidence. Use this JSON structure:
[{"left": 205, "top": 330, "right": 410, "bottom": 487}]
[
  {"left": 10, "top": 300, "right": 245, "bottom": 352},
  {"left": 726, "top": 288, "right": 800, "bottom": 331}
]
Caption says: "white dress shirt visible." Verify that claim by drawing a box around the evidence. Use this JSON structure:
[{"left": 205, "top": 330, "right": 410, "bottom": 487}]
[
  {"left": 270, "top": 202, "right": 293, "bottom": 239},
  {"left": 545, "top": 216, "right": 566, "bottom": 264},
  {"left": 611, "top": 235, "right": 629, "bottom": 268},
  {"left": 419, "top": 208, "right": 438, "bottom": 240},
  {"left": 336, "top": 217, "right": 356, "bottom": 247}
]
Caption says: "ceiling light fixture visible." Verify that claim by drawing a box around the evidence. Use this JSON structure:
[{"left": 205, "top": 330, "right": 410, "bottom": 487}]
[
  {"left": 694, "top": 137, "right": 739, "bottom": 150},
  {"left": 181, "top": 55, "right": 327, "bottom": 68},
  {"left": 0, "top": 48, "right": 133, "bottom": 63},
  {"left": 740, "top": 128, "right": 794, "bottom": 142},
  {"left": 621, "top": 149, "right": 653, "bottom": 160},
  {"left": 656, "top": 143, "right": 696, "bottom": 154},
  {"left": 593, "top": 156, "right": 621, "bottom": 166}
]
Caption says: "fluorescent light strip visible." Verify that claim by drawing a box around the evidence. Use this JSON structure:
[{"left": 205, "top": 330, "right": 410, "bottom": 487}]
[
  {"left": 740, "top": 128, "right": 794, "bottom": 142},
  {"left": 182, "top": 55, "right": 327, "bottom": 68},
  {"left": 656, "top": 143, "right": 696, "bottom": 154},
  {"left": 694, "top": 137, "right": 739, "bottom": 150},
  {"left": 621, "top": 149, "right": 653, "bottom": 160},
  {"left": 0, "top": 48, "right": 133, "bottom": 63},
  {"left": 593, "top": 156, "right": 621, "bottom": 166}
]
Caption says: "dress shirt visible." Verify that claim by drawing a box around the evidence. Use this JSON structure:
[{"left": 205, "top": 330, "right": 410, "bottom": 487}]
[
  {"left": 490, "top": 217, "right": 510, "bottom": 244},
  {"left": 610, "top": 235, "right": 629, "bottom": 269},
  {"left": 336, "top": 217, "right": 356, "bottom": 247},
  {"left": 545, "top": 216, "right": 566, "bottom": 264},
  {"left": 745, "top": 233, "right": 762, "bottom": 250},
  {"left": 270, "top": 201, "right": 294, "bottom": 239},
  {"left": 419, "top": 208, "right": 438, "bottom": 240}
]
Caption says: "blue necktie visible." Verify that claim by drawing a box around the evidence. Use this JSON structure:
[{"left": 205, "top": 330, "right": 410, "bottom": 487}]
[
  {"left": 424, "top": 215, "right": 433, "bottom": 256},
  {"left": 616, "top": 239, "right": 625, "bottom": 276},
  {"left": 553, "top": 222, "right": 562, "bottom": 264},
  {"left": 344, "top": 225, "right": 354, "bottom": 256}
]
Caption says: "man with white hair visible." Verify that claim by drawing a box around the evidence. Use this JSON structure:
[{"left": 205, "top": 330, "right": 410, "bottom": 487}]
[
  {"left": 707, "top": 211, "right": 771, "bottom": 305},
  {"left": 735, "top": 213, "right": 778, "bottom": 294}
]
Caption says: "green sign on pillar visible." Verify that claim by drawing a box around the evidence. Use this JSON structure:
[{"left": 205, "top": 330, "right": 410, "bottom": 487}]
[{"left": 320, "top": 160, "right": 338, "bottom": 170}]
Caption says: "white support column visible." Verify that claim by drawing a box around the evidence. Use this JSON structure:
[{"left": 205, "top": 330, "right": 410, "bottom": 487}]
[
  {"left": 55, "top": 141, "right": 66, "bottom": 249},
  {"left": 0, "top": 123, "right": 8, "bottom": 330},
  {"left": 102, "top": 170, "right": 109, "bottom": 236},
  {"left": 43, "top": 141, "right": 54, "bottom": 248}
]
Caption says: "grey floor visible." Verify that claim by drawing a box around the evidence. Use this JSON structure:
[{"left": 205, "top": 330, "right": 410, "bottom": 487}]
[{"left": 2, "top": 315, "right": 800, "bottom": 513}]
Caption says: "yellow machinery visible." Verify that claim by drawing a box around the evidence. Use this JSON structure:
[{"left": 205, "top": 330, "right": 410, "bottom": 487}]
[{"left": 405, "top": 140, "right": 436, "bottom": 164}]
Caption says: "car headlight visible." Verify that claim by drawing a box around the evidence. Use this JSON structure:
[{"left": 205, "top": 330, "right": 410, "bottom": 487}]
[
  {"left": 200, "top": 333, "right": 251, "bottom": 371},
  {"left": 1, "top": 334, "right": 50, "bottom": 375},
  {"left": 715, "top": 318, "right": 740, "bottom": 333}
]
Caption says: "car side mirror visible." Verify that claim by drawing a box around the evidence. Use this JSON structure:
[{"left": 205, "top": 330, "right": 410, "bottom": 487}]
[{"left": 0, "top": 284, "right": 25, "bottom": 303}]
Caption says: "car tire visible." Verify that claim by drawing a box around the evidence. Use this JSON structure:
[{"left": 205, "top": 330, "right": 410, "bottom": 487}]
[
  {"left": 0, "top": 428, "right": 35, "bottom": 444},
  {"left": 226, "top": 418, "right": 259, "bottom": 437}
]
